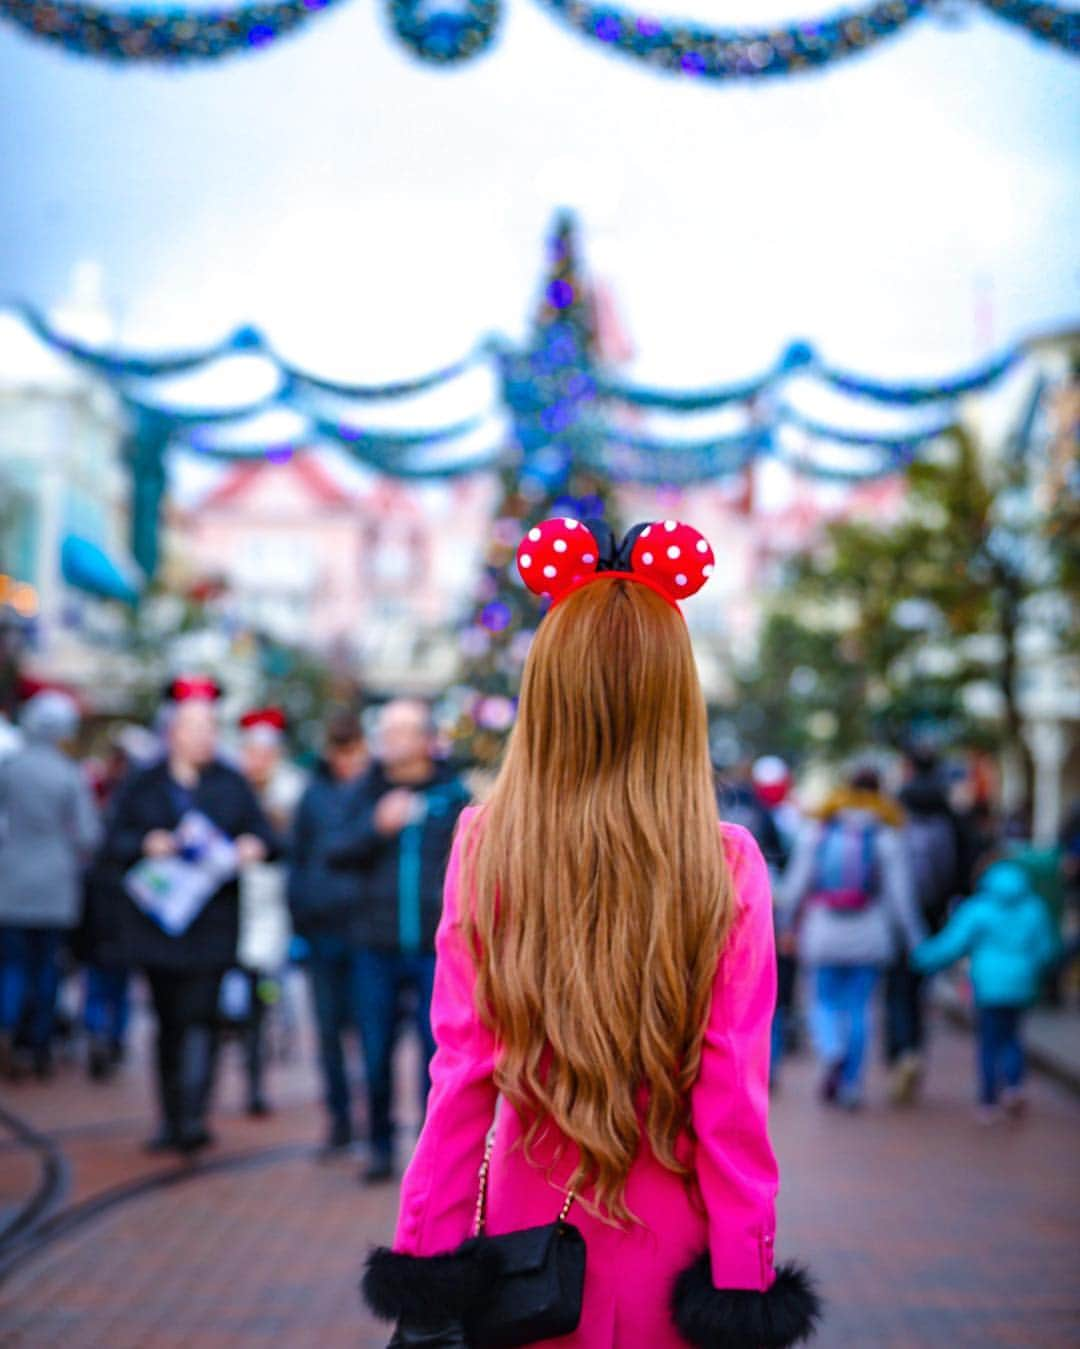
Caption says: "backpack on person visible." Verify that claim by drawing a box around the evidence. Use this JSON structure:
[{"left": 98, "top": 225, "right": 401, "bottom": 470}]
[{"left": 809, "top": 818, "right": 879, "bottom": 913}]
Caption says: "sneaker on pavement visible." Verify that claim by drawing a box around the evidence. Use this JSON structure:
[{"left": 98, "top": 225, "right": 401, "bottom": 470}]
[
  {"left": 315, "top": 1119, "right": 353, "bottom": 1161},
  {"left": 144, "top": 1126, "right": 180, "bottom": 1153},
  {"left": 1001, "top": 1088, "right": 1029, "bottom": 1118},
  {"left": 889, "top": 1052, "right": 924, "bottom": 1107},
  {"left": 820, "top": 1061, "right": 843, "bottom": 1105},
  {"left": 838, "top": 1084, "right": 865, "bottom": 1112},
  {"left": 362, "top": 1154, "right": 394, "bottom": 1186},
  {"left": 177, "top": 1126, "right": 215, "bottom": 1157},
  {"left": 88, "top": 1038, "right": 112, "bottom": 1082}
]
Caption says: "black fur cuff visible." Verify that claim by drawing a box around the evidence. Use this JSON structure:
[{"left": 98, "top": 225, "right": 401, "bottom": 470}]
[
  {"left": 672, "top": 1253, "right": 821, "bottom": 1348},
  {"left": 362, "top": 1240, "right": 502, "bottom": 1325}
]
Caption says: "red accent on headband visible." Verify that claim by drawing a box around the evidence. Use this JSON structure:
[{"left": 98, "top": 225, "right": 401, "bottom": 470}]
[
  {"left": 169, "top": 676, "right": 222, "bottom": 703},
  {"left": 550, "top": 570, "right": 682, "bottom": 613},
  {"left": 239, "top": 707, "right": 287, "bottom": 732},
  {"left": 516, "top": 517, "right": 715, "bottom": 613}
]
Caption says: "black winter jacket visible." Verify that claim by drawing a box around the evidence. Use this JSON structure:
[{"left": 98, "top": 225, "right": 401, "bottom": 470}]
[
  {"left": 324, "top": 762, "right": 470, "bottom": 954},
  {"left": 287, "top": 766, "right": 368, "bottom": 940},
  {"left": 102, "top": 759, "right": 276, "bottom": 973}
]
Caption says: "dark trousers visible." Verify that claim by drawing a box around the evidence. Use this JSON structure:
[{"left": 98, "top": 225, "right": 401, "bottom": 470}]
[
  {"left": 354, "top": 947, "right": 436, "bottom": 1160},
  {"left": 84, "top": 966, "right": 131, "bottom": 1046},
  {"left": 976, "top": 1005, "right": 1026, "bottom": 1106},
  {"left": 145, "top": 968, "right": 224, "bottom": 1138},
  {"left": 0, "top": 926, "right": 64, "bottom": 1049},
  {"left": 307, "top": 932, "right": 364, "bottom": 1130},
  {"left": 770, "top": 951, "right": 799, "bottom": 1080},
  {"left": 884, "top": 959, "right": 925, "bottom": 1065},
  {"left": 241, "top": 969, "right": 273, "bottom": 1110}
]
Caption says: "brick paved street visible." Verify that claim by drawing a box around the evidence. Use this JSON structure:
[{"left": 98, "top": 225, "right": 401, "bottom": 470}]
[{"left": 1, "top": 985, "right": 1078, "bottom": 1348}]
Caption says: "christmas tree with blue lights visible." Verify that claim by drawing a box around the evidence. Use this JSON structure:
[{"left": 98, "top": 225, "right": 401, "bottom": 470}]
[{"left": 451, "top": 211, "right": 620, "bottom": 766}]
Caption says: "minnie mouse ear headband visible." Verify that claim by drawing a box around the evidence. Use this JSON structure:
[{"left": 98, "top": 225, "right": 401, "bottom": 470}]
[
  {"left": 165, "top": 675, "right": 223, "bottom": 703},
  {"left": 239, "top": 706, "right": 287, "bottom": 745},
  {"left": 516, "top": 518, "right": 715, "bottom": 615},
  {"left": 239, "top": 706, "right": 286, "bottom": 733}
]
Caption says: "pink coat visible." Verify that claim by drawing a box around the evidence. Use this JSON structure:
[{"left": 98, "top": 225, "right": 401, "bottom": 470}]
[{"left": 393, "top": 810, "right": 780, "bottom": 1348}]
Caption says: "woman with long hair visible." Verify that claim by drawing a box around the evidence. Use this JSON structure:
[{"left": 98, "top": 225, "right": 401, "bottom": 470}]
[{"left": 364, "top": 519, "right": 819, "bottom": 1348}]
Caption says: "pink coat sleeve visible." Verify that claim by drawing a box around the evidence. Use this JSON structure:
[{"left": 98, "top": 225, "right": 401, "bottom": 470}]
[
  {"left": 691, "top": 823, "right": 780, "bottom": 1292},
  {"left": 393, "top": 806, "right": 498, "bottom": 1256}
]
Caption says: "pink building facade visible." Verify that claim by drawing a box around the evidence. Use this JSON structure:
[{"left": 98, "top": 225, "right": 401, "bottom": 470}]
[{"left": 173, "top": 454, "right": 492, "bottom": 654}]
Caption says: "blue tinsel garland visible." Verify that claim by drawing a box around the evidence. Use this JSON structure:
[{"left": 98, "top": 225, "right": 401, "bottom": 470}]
[
  {"left": 5, "top": 302, "right": 1040, "bottom": 484},
  {"left": 0, "top": 0, "right": 1074, "bottom": 67},
  {"left": 533, "top": 0, "right": 927, "bottom": 81},
  {"left": 387, "top": 0, "right": 500, "bottom": 63}
]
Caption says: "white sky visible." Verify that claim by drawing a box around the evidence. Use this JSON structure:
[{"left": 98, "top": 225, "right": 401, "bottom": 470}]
[{"left": 1, "top": 2, "right": 1078, "bottom": 400}]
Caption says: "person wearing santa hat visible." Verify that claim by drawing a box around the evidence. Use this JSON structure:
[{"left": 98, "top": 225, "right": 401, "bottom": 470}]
[
  {"left": 103, "top": 678, "right": 276, "bottom": 1154},
  {"left": 232, "top": 707, "right": 307, "bottom": 1117}
]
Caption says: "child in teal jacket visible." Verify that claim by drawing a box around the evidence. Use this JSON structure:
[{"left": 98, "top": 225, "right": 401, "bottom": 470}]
[{"left": 913, "top": 859, "right": 1057, "bottom": 1117}]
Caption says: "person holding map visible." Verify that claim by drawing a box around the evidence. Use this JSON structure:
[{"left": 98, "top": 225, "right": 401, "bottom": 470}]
[{"left": 104, "top": 677, "right": 276, "bottom": 1155}]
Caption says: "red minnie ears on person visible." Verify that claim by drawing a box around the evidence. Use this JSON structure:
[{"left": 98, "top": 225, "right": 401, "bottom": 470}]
[
  {"left": 239, "top": 706, "right": 287, "bottom": 732},
  {"left": 515, "top": 517, "right": 715, "bottom": 609},
  {"left": 516, "top": 518, "right": 600, "bottom": 602},
  {"left": 166, "top": 675, "right": 223, "bottom": 703},
  {"left": 629, "top": 521, "right": 715, "bottom": 602}
]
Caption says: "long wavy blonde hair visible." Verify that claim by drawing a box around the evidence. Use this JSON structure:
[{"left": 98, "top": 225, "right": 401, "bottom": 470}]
[{"left": 460, "top": 574, "right": 735, "bottom": 1223}]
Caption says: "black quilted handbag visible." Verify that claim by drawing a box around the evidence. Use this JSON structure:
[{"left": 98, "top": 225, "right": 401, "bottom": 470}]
[{"left": 464, "top": 1133, "right": 586, "bottom": 1349}]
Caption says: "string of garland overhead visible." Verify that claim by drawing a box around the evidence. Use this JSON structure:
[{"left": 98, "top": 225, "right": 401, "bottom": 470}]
[
  {"left": 979, "top": 0, "right": 1080, "bottom": 49},
  {"left": 0, "top": 0, "right": 1075, "bottom": 68},
  {"left": 774, "top": 402, "right": 956, "bottom": 448},
  {"left": 11, "top": 301, "right": 489, "bottom": 399},
  {"left": 14, "top": 302, "right": 1036, "bottom": 413},
  {"left": 771, "top": 439, "right": 916, "bottom": 482},
  {"left": 535, "top": 0, "right": 924, "bottom": 81},
  {"left": 11, "top": 296, "right": 1033, "bottom": 475},
  {"left": 188, "top": 430, "right": 505, "bottom": 476},
  {"left": 16, "top": 303, "right": 261, "bottom": 375},
  {"left": 168, "top": 402, "right": 953, "bottom": 481},
  {"left": 6, "top": 270, "right": 1055, "bottom": 576},
  {"left": 591, "top": 430, "right": 765, "bottom": 485},
  {"left": 282, "top": 344, "right": 492, "bottom": 399}
]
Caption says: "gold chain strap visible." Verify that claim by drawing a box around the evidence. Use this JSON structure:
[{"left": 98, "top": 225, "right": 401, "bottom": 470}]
[{"left": 472, "top": 1128, "right": 575, "bottom": 1237}]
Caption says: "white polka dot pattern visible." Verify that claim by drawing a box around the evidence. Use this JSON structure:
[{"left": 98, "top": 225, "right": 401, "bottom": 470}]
[
  {"left": 630, "top": 520, "right": 715, "bottom": 601},
  {"left": 516, "top": 517, "right": 603, "bottom": 600},
  {"left": 516, "top": 517, "right": 716, "bottom": 605}
]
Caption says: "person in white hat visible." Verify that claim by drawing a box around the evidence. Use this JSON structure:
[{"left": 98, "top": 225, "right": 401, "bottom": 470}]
[{"left": 0, "top": 692, "right": 100, "bottom": 1078}]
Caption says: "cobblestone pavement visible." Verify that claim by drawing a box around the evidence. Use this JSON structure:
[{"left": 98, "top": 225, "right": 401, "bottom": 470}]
[{"left": 1, "top": 983, "right": 1078, "bottom": 1348}]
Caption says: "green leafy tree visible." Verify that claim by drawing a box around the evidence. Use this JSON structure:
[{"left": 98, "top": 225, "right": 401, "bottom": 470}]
[
  {"left": 752, "top": 410, "right": 1079, "bottom": 805},
  {"left": 732, "top": 611, "right": 873, "bottom": 765}
]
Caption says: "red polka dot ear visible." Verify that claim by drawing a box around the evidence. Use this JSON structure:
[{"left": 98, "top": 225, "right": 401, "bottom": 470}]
[
  {"left": 630, "top": 520, "right": 715, "bottom": 601},
  {"left": 516, "top": 518, "right": 601, "bottom": 601}
]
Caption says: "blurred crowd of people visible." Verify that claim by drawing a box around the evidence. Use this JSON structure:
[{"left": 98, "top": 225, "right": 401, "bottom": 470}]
[
  {"left": 0, "top": 681, "right": 1077, "bottom": 1168},
  {"left": 0, "top": 681, "right": 468, "bottom": 1178},
  {"left": 722, "top": 751, "right": 1077, "bottom": 1122}
]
